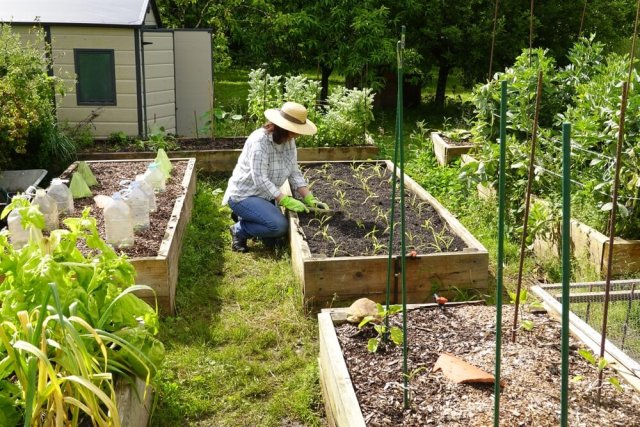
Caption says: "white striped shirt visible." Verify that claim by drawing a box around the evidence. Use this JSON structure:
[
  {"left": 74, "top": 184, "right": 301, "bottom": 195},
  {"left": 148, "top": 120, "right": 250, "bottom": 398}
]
[{"left": 222, "top": 128, "right": 307, "bottom": 204}]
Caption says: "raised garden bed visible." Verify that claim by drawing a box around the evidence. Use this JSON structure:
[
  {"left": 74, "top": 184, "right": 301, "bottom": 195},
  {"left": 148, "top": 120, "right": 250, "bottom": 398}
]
[
  {"left": 431, "top": 132, "right": 474, "bottom": 166},
  {"left": 78, "top": 137, "right": 379, "bottom": 172},
  {"left": 319, "top": 303, "right": 640, "bottom": 426},
  {"left": 534, "top": 218, "right": 640, "bottom": 277},
  {"left": 288, "top": 161, "right": 488, "bottom": 308},
  {"left": 60, "top": 158, "right": 196, "bottom": 314}
]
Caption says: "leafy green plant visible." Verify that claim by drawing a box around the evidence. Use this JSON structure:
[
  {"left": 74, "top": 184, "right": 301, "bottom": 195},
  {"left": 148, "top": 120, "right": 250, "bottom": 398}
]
[
  {"left": 145, "top": 124, "right": 177, "bottom": 151},
  {"left": 107, "top": 130, "right": 133, "bottom": 147},
  {"left": 199, "top": 105, "right": 244, "bottom": 139},
  {"left": 508, "top": 288, "right": 544, "bottom": 312},
  {"left": 358, "top": 304, "right": 404, "bottom": 353},
  {"left": 246, "top": 69, "right": 374, "bottom": 147},
  {"left": 0, "top": 203, "right": 164, "bottom": 425}
]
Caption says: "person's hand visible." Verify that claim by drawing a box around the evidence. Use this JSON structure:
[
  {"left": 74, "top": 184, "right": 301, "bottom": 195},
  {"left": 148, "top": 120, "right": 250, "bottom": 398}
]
[
  {"left": 279, "top": 195, "right": 309, "bottom": 213},
  {"left": 303, "top": 193, "right": 330, "bottom": 210}
]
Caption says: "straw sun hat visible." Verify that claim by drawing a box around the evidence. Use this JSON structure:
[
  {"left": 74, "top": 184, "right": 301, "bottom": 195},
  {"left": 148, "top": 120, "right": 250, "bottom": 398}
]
[{"left": 264, "top": 102, "right": 317, "bottom": 136}]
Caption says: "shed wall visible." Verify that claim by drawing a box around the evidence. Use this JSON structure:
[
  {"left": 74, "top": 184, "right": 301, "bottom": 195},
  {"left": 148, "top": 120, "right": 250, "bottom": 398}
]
[
  {"left": 173, "top": 30, "right": 213, "bottom": 137},
  {"left": 51, "top": 26, "right": 139, "bottom": 137},
  {"left": 142, "top": 31, "right": 176, "bottom": 135}
]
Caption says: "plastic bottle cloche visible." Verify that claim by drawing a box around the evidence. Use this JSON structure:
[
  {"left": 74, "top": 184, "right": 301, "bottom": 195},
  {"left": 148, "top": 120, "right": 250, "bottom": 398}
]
[
  {"left": 143, "top": 162, "right": 166, "bottom": 193},
  {"left": 124, "top": 181, "right": 150, "bottom": 232},
  {"left": 135, "top": 174, "right": 157, "bottom": 212},
  {"left": 104, "top": 192, "right": 134, "bottom": 248},
  {"left": 7, "top": 197, "right": 29, "bottom": 249},
  {"left": 31, "top": 189, "right": 59, "bottom": 232},
  {"left": 47, "top": 178, "right": 74, "bottom": 215}
]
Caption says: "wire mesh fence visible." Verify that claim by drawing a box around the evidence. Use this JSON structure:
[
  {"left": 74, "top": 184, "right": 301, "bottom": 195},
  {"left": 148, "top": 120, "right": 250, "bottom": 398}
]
[{"left": 538, "top": 280, "right": 640, "bottom": 362}]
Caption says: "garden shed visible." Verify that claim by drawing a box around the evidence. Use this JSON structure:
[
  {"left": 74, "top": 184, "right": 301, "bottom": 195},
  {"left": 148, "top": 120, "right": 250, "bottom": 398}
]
[{"left": 0, "top": 0, "right": 213, "bottom": 138}]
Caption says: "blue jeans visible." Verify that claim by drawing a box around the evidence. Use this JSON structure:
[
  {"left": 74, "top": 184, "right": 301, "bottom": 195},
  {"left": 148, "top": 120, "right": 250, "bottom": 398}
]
[{"left": 228, "top": 196, "right": 288, "bottom": 242}]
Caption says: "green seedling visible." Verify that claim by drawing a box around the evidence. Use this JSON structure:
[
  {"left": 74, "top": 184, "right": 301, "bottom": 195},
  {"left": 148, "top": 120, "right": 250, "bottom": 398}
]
[
  {"left": 573, "top": 348, "right": 624, "bottom": 393},
  {"left": 358, "top": 303, "right": 404, "bottom": 353},
  {"left": 508, "top": 289, "right": 545, "bottom": 311}
]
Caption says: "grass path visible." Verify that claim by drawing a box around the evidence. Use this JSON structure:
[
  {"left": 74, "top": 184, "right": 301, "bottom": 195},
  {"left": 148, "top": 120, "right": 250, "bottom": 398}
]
[{"left": 150, "top": 175, "right": 323, "bottom": 426}]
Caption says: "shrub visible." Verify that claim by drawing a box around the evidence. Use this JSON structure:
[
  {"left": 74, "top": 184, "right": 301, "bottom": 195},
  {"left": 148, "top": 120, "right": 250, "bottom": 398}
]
[
  {"left": 0, "top": 24, "right": 69, "bottom": 169},
  {"left": 246, "top": 68, "right": 375, "bottom": 147}
]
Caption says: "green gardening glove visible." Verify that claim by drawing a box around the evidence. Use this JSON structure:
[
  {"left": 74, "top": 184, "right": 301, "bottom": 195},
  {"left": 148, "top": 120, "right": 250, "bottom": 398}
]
[
  {"left": 279, "top": 195, "right": 309, "bottom": 213},
  {"left": 303, "top": 193, "right": 330, "bottom": 210}
]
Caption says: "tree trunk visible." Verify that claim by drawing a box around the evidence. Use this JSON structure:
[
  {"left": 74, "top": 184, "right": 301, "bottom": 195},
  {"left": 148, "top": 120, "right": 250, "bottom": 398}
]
[
  {"left": 320, "top": 65, "right": 333, "bottom": 103},
  {"left": 434, "top": 64, "right": 451, "bottom": 110}
]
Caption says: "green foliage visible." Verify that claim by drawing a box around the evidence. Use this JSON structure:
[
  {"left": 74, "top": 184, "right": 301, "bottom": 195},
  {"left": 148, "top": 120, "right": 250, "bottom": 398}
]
[
  {"left": 0, "top": 206, "right": 163, "bottom": 425},
  {"left": 467, "top": 35, "right": 640, "bottom": 240},
  {"left": 315, "top": 86, "right": 375, "bottom": 147},
  {"left": 107, "top": 131, "right": 132, "bottom": 147},
  {"left": 141, "top": 125, "right": 177, "bottom": 152},
  {"left": 0, "top": 24, "right": 68, "bottom": 169},
  {"left": 246, "top": 69, "right": 375, "bottom": 147},
  {"left": 247, "top": 68, "right": 283, "bottom": 122},
  {"left": 198, "top": 105, "right": 245, "bottom": 138},
  {"left": 358, "top": 304, "right": 403, "bottom": 353}
]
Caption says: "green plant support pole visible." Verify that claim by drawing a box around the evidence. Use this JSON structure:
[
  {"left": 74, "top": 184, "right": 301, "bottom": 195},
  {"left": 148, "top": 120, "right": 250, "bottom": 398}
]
[
  {"left": 396, "top": 25, "right": 409, "bottom": 410},
  {"left": 494, "top": 80, "right": 507, "bottom": 427},
  {"left": 561, "top": 122, "right": 571, "bottom": 427}
]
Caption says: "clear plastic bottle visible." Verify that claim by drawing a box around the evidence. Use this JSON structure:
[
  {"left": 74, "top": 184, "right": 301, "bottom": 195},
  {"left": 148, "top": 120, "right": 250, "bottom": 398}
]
[
  {"left": 31, "top": 189, "right": 59, "bottom": 232},
  {"left": 7, "top": 206, "right": 29, "bottom": 249},
  {"left": 135, "top": 174, "right": 156, "bottom": 212},
  {"left": 124, "top": 181, "right": 150, "bottom": 232},
  {"left": 143, "top": 162, "right": 166, "bottom": 193},
  {"left": 47, "top": 178, "right": 74, "bottom": 215},
  {"left": 104, "top": 192, "right": 134, "bottom": 248}
]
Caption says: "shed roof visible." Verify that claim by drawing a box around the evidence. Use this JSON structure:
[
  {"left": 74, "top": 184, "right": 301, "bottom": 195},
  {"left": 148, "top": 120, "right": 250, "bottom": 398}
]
[{"left": 0, "top": 0, "right": 156, "bottom": 26}]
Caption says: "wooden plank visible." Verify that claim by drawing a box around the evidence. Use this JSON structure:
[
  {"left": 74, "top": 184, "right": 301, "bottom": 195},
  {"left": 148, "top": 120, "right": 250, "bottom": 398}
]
[
  {"left": 78, "top": 147, "right": 380, "bottom": 172},
  {"left": 301, "top": 252, "right": 488, "bottom": 304},
  {"left": 552, "top": 290, "right": 640, "bottom": 304},
  {"left": 531, "top": 286, "right": 640, "bottom": 390},
  {"left": 318, "top": 312, "right": 366, "bottom": 427},
  {"left": 540, "top": 279, "right": 640, "bottom": 290},
  {"left": 536, "top": 218, "right": 640, "bottom": 276}
]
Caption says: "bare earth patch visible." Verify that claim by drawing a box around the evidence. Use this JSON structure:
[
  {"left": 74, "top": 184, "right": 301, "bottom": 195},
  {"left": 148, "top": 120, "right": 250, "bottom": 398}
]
[
  {"left": 297, "top": 162, "right": 466, "bottom": 257},
  {"left": 335, "top": 304, "right": 640, "bottom": 426}
]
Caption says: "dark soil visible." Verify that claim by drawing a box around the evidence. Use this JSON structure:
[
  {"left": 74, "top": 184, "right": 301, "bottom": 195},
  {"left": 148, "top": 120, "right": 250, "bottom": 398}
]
[
  {"left": 296, "top": 162, "right": 466, "bottom": 257},
  {"left": 59, "top": 161, "right": 188, "bottom": 257},
  {"left": 81, "top": 137, "right": 246, "bottom": 153},
  {"left": 439, "top": 133, "right": 473, "bottom": 147},
  {"left": 336, "top": 304, "right": 640, "bottom": 426}
]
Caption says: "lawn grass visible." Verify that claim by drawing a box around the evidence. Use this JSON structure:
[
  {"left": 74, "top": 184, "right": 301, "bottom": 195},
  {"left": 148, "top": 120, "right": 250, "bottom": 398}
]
[{"left": 150, "top": 174, "right": 323, "bottom": 426}]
